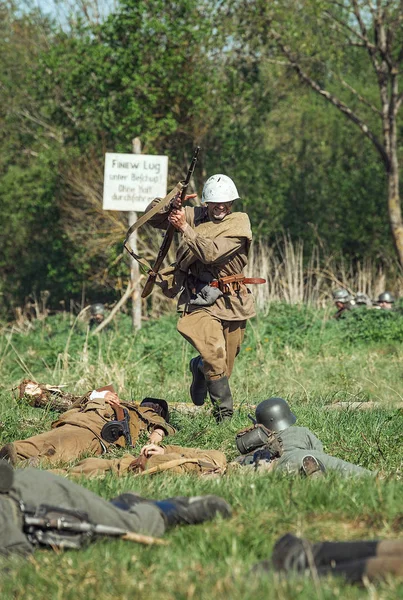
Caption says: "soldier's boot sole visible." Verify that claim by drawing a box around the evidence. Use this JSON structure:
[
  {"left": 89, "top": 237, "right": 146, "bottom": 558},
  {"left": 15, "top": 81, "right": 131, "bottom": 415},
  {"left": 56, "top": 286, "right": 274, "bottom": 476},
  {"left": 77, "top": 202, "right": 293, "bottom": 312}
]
[
  {"left": 0, "top": 459, "right": 14, "bottom": 492},
  {"left": 301, "top": 455, "right": 326, "bottom": 479},
  {"left": 189, "top": 357, "right": 208, "bottom": 406},
  {"left": 0, "top": 443, "right": 18, "bottom": 467}
]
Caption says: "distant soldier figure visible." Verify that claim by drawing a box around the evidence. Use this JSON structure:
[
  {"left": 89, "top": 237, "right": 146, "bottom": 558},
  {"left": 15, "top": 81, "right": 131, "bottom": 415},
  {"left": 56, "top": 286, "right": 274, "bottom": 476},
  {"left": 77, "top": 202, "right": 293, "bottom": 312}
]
[
  {"left": 233, "top": 397, "right": 373, "bottom": 478},
  {"left": 377, "top": 291, "right": 395, "bottom": 310},
  {"left": 354, "top": 292, "right": 372, "bottom": 308},
  {"left": 332, "top": 288, "right": 355, "bottom": 319},
  {"left": 89, "top": 303, "right": 105, "bottom": 328},
  {"left": 146, "top": 174, "right": 262, "bottom": 423}
]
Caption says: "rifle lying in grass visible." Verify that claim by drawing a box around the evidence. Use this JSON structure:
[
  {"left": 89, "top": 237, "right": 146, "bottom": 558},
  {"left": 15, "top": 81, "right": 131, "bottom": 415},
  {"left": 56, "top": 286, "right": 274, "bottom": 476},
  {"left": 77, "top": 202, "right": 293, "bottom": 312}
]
[{"left": 22, "top": 503, "right": 168, "bottom": 548}]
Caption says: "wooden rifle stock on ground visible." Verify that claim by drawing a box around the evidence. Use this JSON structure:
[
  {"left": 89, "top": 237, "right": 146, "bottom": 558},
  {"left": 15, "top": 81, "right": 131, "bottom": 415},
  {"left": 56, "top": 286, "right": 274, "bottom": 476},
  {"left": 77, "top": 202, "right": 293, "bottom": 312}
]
[{"left": 141, "top": 146, "right": 200, "bottom": 299}]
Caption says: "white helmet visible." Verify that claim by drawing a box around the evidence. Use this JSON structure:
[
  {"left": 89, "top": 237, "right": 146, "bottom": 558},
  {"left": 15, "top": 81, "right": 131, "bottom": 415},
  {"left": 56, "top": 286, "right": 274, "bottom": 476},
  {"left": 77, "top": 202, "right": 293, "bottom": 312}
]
[{"left": 202, "top": 174, "right": 240, "bottom": 203}]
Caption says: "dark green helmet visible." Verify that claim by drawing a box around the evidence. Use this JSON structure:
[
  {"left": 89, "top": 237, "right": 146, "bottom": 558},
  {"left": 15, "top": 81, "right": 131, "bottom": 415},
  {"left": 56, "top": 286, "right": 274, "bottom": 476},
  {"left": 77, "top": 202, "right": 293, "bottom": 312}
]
[
  {"left": 255, "top": 398, "right": 296, "bottom": 432},
  {"left": 332, "top": 289, "right": 352, "bottom": 303},
  {"left": 90, "top": 303, "right": 105, "bottom": 315},
  {"left": 378, "top": 292, "right": 395, "bottom": 304}
]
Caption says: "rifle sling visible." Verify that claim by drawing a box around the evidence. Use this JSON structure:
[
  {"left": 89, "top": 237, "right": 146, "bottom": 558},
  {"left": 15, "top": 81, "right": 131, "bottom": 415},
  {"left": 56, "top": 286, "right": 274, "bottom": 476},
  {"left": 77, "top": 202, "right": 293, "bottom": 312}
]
[{"left": 123, "top": 182, "right": 184, "bottom": 269}]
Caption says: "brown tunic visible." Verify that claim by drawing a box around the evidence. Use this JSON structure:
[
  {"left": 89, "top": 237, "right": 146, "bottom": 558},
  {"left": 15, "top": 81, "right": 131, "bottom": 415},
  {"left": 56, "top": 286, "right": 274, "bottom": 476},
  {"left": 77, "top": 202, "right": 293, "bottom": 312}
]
[
  {"left": 146, "top": 201, "right": 256, "bottom": 321},
  {"left": 7, "top": 397, "right": 175, "bottom": 465}
]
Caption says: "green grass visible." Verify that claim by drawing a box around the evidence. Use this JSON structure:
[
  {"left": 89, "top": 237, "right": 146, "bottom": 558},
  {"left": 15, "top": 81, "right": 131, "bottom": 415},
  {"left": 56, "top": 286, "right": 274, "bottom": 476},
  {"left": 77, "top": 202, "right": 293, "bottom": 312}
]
[{"left": 0, "top": 306, "right": 402, "bottom": 599}]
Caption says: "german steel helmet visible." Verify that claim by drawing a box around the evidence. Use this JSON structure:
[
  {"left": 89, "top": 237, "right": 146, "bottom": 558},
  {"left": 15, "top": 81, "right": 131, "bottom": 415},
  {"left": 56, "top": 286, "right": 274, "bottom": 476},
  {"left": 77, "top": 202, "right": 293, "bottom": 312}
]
[
  {"left": 90, "top": 303, "right": 105, "bottom": 315},
  {"left": 255, "top": 398, "right": 297, "bottom": 432},
  {"left": 332, "top": 289, "right": 352, "bottom": 303},
  {"left": 202, "top": 174, "right": 240, "bottom": 203},
  {"left": 355, "top": 292, "right": 371, "bottom": 306},
  {"left": 378, "top": 291, "right": 395, "bottom": 303}
]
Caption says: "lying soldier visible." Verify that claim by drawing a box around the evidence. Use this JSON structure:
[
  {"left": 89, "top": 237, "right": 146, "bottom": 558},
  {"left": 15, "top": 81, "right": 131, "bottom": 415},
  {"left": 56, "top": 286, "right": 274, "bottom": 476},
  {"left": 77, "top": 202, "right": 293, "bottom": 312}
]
[
  {"left": 233, "top": 397, "right": 374, "bottom": 477},
  {"left": 0, "top": 387, "right": 175, "bottom": 466},
  {"left": 50, "top": 444, "right": 227, "bottom": 478},
  {"left": 252, "top": 533, "right": 403, "bottom": 584},
  {"left": 0, "top": 460, "right": 232, "bottom": 556}
]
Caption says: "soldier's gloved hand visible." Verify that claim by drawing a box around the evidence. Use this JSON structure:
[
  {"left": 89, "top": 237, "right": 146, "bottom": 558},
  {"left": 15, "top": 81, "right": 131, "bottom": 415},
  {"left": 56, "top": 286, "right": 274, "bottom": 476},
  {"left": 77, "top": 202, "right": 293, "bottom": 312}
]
[{"left": 141, "top": 444, "right": 165, "bottom": 458}]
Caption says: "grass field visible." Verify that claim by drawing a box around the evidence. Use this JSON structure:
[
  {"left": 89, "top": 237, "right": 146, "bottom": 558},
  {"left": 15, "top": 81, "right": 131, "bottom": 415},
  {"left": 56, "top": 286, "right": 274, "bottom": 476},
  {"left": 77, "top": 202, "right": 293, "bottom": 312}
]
[{"left": 0, "top": 304, "right": 402, "bottom": 599}]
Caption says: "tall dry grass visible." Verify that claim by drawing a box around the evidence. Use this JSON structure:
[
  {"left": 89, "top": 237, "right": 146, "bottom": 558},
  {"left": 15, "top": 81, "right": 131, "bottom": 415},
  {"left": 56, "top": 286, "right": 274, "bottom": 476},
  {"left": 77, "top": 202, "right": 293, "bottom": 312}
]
[{"left": 245, "top": 235, "right": 403, "bottom": 311}]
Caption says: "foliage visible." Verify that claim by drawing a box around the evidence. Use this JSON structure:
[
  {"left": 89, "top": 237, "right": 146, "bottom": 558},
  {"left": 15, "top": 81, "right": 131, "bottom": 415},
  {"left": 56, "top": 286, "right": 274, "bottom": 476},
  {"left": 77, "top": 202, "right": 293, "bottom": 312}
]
[{"left": 0, "top": 0, "right": 403, "bottom": 315}]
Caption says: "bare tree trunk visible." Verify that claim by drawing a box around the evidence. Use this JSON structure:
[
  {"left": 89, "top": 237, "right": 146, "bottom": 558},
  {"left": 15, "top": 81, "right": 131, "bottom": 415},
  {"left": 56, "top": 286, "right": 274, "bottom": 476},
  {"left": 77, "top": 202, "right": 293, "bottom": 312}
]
[{"left": 387, "top": 157, "right": 403, "bottom": 266}]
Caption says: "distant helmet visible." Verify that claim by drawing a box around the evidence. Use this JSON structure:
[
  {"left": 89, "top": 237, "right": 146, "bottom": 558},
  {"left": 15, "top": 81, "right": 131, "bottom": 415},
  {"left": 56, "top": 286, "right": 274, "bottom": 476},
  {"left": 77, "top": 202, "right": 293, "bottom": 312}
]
[
  {"left": 255, "top": 398, "right": 297, "bottom": 432},
  {"left": 202, "top": 174, "right": 240, "bottom": 204},
  {"left": 355, "top": 292, "right": 371, "bottom": 306},
  {"left": 378, "top": 292, "right": 395, "bottom": 304},
  {"left": 332, "top": 289, "right": 352, "bottom": 303},
  {"left": 140, "top": 397, "right": 169, "bottom": 422},
  {"left": 90, "top": 303, "right": 105, "bottom": 315}
]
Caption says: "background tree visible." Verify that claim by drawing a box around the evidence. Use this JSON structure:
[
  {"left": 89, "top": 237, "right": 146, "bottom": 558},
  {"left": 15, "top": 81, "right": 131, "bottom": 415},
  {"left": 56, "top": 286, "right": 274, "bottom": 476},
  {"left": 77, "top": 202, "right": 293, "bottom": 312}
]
[{"left": 235, "top": 0, "right": 403, "bottom": 263}]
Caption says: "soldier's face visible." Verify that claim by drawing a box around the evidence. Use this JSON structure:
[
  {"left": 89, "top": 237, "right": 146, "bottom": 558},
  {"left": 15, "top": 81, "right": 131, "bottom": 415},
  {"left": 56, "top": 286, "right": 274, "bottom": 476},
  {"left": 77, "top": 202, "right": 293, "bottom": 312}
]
[
  {"left": 379, "top": 301, "right": 392, "bottom": 309},
  {"left": 207, "top": 201, "right": 233, "bottom": 221}
]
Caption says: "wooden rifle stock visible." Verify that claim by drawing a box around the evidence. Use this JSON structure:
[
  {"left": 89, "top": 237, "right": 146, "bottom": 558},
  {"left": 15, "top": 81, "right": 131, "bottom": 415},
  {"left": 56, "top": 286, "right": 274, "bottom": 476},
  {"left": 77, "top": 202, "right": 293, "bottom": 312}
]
[{"left": 141, "top": 146, "right": 200, "bottom": 299}]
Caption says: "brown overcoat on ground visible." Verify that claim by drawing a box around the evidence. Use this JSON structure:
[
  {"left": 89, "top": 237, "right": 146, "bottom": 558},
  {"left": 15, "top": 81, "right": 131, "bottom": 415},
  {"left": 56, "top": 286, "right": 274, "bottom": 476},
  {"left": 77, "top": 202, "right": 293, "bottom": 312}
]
[{"left": 51, "top": 445, "right": 227, "bottom": 478}]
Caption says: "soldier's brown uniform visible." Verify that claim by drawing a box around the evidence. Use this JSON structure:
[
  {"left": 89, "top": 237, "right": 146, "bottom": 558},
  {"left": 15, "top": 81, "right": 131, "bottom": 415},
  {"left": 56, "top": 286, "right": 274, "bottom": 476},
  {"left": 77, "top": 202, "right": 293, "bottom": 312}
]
[
  {"left": 147, "top": 200, "right": 256, "bottom": 419},
  {"left": 1, "top": 396, "right": 175, "bottom": 466},
  {"left": 51, "top": 445, "right": 227, "bottom": 478}
]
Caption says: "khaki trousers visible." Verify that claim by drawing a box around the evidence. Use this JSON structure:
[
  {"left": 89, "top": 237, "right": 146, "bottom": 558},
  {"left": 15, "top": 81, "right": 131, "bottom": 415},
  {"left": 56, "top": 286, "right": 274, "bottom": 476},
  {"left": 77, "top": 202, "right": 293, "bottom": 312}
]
[
  {"left": 177, "top": 311, "right": 246, "bottom": 380},
  {"left": 12, "top": 425, "right": 103, "bottom": 465}
]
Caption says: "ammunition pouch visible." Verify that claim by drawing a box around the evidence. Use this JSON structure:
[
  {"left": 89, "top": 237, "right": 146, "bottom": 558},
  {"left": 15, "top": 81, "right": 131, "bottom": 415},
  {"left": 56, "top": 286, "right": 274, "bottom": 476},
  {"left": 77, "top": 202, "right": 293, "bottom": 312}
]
[
  {"left": 100, "top": 408, "right": 132, "bottom": 447},
  {"left": 235, "top": 424, "right": 283, "bottom": 457}
]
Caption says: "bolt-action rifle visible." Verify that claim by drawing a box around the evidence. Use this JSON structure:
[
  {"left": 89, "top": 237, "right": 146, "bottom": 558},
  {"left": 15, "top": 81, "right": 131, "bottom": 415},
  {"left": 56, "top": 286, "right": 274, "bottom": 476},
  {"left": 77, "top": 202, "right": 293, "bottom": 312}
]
[
  {"left": 123, "top": 146, "right": 200, "bottom": 298},
  {"left": 141, "top": 146, "right": 200, "bottom": 298},
  {"left": 22, "top": 503, "right": 167, "bottom": 548}
]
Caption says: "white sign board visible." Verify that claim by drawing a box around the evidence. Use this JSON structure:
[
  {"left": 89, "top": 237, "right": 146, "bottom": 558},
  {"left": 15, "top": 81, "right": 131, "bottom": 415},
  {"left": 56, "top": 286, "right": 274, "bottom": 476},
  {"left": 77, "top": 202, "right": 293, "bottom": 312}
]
[{"left": 103, "top": 153, "right": 168, "bottom": 212}]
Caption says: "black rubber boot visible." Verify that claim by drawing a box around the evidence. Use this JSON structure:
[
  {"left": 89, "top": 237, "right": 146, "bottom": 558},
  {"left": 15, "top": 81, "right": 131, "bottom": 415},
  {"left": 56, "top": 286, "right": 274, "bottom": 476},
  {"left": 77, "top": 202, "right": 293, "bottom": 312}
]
[
  {"left": 110, "top": 492, "right": 232, "bottom": 528},
  {"left": 154, "top": 495, "right": 232, "bottom": 527},
  {"left": 189, "top": 356, "right": 208, "bottom": 406},
  {"left": 271, "top": 533, "right": 313, "bottom": 572},
  {"left": 250, "top": 534, "right": 311, "bottom": 575},
  {"left": 207, "top": 376, "right": 233, "bottom": 422},
  {"left": 300, "top": 455, "right": 326, "bottom": 478}
]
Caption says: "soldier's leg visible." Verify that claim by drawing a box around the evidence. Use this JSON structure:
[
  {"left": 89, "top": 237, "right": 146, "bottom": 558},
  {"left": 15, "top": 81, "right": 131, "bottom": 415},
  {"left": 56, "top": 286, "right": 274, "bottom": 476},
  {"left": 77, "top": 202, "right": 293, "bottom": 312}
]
[
  {"left": 317, "top": 557, "right": 403, "bottom": 583},
  {"left": 276, "top": 450, "right": 373, "bottom": 477},
  {"left": 254, "top": 533, "right": 403, "bottom": 583},
  {"left": 13, "top": 467, "right": 166, "bottom": 537},
  {"left": 222, "top": 320, "right": 246, "bottom": 378},
  {"left": 178, "top": 312, "right": 234, "bottom": 420},
  {"left": 0, "top": 425, "right": 102, "bottom": 466},
  {"left": 177, "top": 311, "right": 227, "bottom": 378}
]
